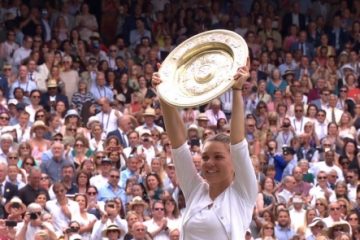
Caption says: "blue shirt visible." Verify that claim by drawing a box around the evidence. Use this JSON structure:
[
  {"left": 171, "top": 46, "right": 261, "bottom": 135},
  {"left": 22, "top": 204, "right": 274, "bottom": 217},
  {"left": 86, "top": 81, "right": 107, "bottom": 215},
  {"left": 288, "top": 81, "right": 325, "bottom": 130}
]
[
  {"left": 97, "top": 182, "right": 126, "bottom": 205},
  {"left": 275, "top": 225, "right": 295, "bottom": 240},
  {"left": 120, "top": 168, "right": 142, "bottom": 189},
  {"left": 9, "top": 80, "right": 37, "bottom": 98},
  {"left": 90, "top": 85, "right": 114, "bottom": 101}
]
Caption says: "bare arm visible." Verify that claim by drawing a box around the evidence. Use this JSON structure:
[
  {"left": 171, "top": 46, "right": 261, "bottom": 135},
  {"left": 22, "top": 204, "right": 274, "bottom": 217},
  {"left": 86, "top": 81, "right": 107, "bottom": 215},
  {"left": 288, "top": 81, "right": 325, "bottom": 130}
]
[
  {"left": 230, "top": 58, "right": 250, "bottom": 144},
  {"left": 152, "top": 71, "right": 186, "bottom": 148}
]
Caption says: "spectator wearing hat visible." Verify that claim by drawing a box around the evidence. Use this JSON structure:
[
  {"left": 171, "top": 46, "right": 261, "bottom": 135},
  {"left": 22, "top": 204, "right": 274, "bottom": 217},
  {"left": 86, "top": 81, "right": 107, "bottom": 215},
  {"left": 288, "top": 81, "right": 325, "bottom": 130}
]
[
  {"left": 9, "top": 65, "right": 37, "bottom": 99},
  {"left": 306, "top": 217, "right": 327, "bottom": 240},
  {"left": 40, "top": 78, "right": 69, "bottom": 113},
  {"left": 326, "top": 221, "right": 351, "bottom": 239},
  {"left": 289, "top": 195, "right": 306, "bottom": 232},
  {"left": 101, "top": 224, "right": 126, "bottom": 240},
  {"left": 91, "top": 199, "right": 128, "bottom": 239},
  {"left": 96, "top": 97, "right": 123, "bottom": 135},
  {"left": 278, "top": 52, "right": 297, "bottom": 77},
  {"left": 135, "top": 107, "right": 164, "bottom": 134},
  {"left": 4, "top": 196, "right": 26, "bottom": 221},
  {"left": 60, "top": 55, "right": 80, "bottom": 102},
  {"left": 273, "top": 146, "right": 297, "bottom": 182},
  {"left": 89, "top": 156, "right": 113, "bottom": 190}
]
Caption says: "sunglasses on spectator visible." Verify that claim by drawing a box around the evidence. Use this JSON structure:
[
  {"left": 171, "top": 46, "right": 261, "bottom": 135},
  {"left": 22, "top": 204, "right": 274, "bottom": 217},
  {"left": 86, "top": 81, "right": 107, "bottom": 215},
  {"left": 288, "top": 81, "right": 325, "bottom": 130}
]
[{"left": 87, "top": 191, "right": 97, "bottom": 195}]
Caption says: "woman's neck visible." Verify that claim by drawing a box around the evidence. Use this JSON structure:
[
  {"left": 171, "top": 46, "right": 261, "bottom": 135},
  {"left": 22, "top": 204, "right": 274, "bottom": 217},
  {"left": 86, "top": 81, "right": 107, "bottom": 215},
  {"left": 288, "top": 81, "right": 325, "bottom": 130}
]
[{"left": 209, "top": 179, "right": 232, "bottom": 200}]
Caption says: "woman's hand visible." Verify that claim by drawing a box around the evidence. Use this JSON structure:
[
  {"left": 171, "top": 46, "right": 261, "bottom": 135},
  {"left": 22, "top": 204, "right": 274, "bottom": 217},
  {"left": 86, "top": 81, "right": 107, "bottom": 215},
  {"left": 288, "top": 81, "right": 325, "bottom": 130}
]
[{"left": 233, "top": 58, "right": 250, "bottom": 90}]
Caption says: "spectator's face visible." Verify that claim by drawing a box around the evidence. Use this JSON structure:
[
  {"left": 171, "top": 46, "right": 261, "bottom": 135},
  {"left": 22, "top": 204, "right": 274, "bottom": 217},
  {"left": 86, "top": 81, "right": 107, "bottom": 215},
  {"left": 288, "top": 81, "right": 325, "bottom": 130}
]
[
  {"left": 132, "top": 223, "right": 146, "bottom": 239},
  {"left": 1, "top": 139, "right": 12, "bottom": 151},
  {"left": 52, "top": 144, "right": 64, "bottom": 158},
  {"left": 19, "top": 66, "right": 28, "bottom": 78},
  {"left": 146, "top": 175, "right": 159, "bottom": 190},
  {"left": 29, "top": 170, "right": 41, "bottom": 188},
  {"left": 277, "top": 211, "right": 290, "bottom": 227},
  {"left": 294, "top": 107, "right": 304, "bottom": 118},
  {"left": 109, "top": 171, "right": 120, "bottom": 186},
  {"left": 152, "top": 202, "right": 165, "bottom": 219},
  {"left": 325, "top": 151, "right": 335, "bottom": 165},
  {"left": 329, "top": 203, "right": 341, "bottom": 218},
  {"left": 62, "top": 167, "right": 74, "bottom": 181},
  {"left": 53, "top": 185, "right": 66, "bottom": 199}
]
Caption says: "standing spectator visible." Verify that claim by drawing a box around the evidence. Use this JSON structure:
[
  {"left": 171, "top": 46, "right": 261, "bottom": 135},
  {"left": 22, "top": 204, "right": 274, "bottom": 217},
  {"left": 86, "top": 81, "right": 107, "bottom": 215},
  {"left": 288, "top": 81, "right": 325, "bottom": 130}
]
[
  {"left": 0, "top": 30, "right": 19, "bottom": 65},
  {"left": 12, "top": 36, "right": 32, "bottom": 68},
  {"left": 46, "top": 182, "right": 81, "bottom": 233},
  {"left": 96, "top": 97, "right": 122, "bottom": 135},
  {"left": 75, "top": 3, "right": 99, "bottom": 43},
  {"left": 59, "top": 55, "right": 80, "bottom": 102}
]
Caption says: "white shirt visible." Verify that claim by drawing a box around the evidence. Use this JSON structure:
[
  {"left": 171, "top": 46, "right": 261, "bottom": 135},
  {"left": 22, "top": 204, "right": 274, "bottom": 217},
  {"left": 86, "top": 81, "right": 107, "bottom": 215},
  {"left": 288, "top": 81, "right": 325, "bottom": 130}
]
[
  {"left": 73, "top": 212, "right": 97, "bottom": 240},
  {"left": 89, "top": 174, "right": 108, "bottom": 190},
  {"left": 12, "top": 46, "right": 31, "bottom": 67},
  {"left": 14, "top": 124, "right": 31, "bottom": 142},
  {"left": 310, "top": 162, "right": 344, "bottom": 183},
  {"left": 309, "top": 185, "right": 334, "bottom": 206},
  {"left": 45, "top": 198, "right": 81, "bottom": 232},
  {"left": 290, "top": 116, "right": 310, "bottom": 135},
  {"left": 96, "top": 109, "right": 121, "bottom": 135},
  {"left": 289, "top": 208, "right": 306, "bottom": 232},
  {"left": 91, "top": 216, "right": 128, "bottom": 240},
  {"left": 314, "top": 121, "right": 328, "bottom": 140},
  {"left": 172, "top": 139, "right": 257, "bottom": 240},
  {"left": 144, "top": 218, "right": 171, "bottom": 240},
  {"left": 16, "top": 221, "right": 55, "bottom": 240}
]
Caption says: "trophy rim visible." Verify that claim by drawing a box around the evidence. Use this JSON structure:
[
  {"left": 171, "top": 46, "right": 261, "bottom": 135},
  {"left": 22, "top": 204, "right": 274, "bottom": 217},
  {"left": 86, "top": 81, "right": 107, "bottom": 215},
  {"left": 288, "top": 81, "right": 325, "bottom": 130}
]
[{"left": 157, "top": 29, "right": 248, "bottom": 108}]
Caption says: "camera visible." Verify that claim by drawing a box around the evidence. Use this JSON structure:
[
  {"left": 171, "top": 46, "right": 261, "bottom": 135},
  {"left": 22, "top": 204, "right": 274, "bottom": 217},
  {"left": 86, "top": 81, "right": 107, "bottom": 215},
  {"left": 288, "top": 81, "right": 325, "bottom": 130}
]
[
  {"left": 5, "top": 220, "right": 17, "bottom": 227},
  {"left": 143, "top": 137, "right": 149, "bottom": 142},
  {"left": 30, "top": 212, "right": 38, "bottom": 220}
]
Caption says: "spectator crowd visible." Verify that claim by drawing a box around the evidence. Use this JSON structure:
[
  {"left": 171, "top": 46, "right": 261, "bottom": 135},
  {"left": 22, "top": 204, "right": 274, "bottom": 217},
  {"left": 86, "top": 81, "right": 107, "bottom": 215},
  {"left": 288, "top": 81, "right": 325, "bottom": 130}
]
[{"left": 0, "top": 0, "right": 359, "bottom": 239}]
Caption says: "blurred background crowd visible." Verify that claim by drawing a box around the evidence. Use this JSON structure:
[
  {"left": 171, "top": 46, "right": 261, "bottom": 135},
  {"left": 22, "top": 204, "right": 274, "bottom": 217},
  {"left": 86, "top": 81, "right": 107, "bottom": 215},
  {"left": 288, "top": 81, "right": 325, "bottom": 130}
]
[{"left": 0, "top": 0, "right": 359, "bottom": 240}]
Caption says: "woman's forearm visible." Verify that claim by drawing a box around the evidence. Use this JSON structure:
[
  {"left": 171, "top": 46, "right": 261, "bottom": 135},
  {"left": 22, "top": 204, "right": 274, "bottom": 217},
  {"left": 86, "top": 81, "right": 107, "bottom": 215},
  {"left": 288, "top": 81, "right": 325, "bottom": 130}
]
[
  {"left": 230, "top": 89, "right": 245, "bottom": 144},
  {"left": 159, "top": 99, "right": 186, "bottom": 148}
]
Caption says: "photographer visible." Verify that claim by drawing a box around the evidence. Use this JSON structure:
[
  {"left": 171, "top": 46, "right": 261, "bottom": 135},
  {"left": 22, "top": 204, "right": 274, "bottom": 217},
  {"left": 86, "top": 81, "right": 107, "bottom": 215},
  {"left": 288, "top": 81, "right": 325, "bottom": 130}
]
[
  {"left": 91, "top": 199, "right": 127, "bottom": 239},
  {"left": 15, "top": 203, "right": 57, "bottom": 240}
]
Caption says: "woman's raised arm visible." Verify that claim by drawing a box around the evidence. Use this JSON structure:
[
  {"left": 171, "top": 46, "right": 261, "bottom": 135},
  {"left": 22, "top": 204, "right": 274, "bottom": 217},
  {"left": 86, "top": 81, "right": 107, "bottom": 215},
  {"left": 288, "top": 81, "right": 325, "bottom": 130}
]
[{"left": 152, "top": 72, "right": 186, "bottom": 148}]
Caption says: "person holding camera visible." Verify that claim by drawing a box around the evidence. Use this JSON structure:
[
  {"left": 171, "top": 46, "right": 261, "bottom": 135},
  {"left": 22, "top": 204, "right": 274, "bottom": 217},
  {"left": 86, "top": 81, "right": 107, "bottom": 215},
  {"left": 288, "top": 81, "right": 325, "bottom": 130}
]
[
  {"left": 91, "top": 199, "right": 128, "bottom": 240},
  {"left": 15, "top": 203, "right": 57, "bottom": 240}
]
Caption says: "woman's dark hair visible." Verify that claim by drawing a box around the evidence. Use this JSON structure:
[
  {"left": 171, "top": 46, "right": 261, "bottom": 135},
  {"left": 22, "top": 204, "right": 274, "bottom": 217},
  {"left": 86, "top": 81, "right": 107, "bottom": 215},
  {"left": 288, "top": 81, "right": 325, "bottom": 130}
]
[
  {"left": 345, "top": 99, "right": 356, "bottom": 117},
  {"left": 74, "top": 193, "right": 88, "bottom": 207},
  {"left": 76, "top": 170, "right": 90, "bottom": 188},
  {"left": 21, "top": 156, "right": 36, "bottom": 169},
  {"left": 145, "top": 172, "right": 163, "bottom": 190},
  {"left": 343, "top": 139, "right": 358, "bottom": 157},
  {"left": 35, "top": 190, "right": 50, "bottom": 201},
  {"left": 164, "top": 197, "right": 180, "bottom": 218}
]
